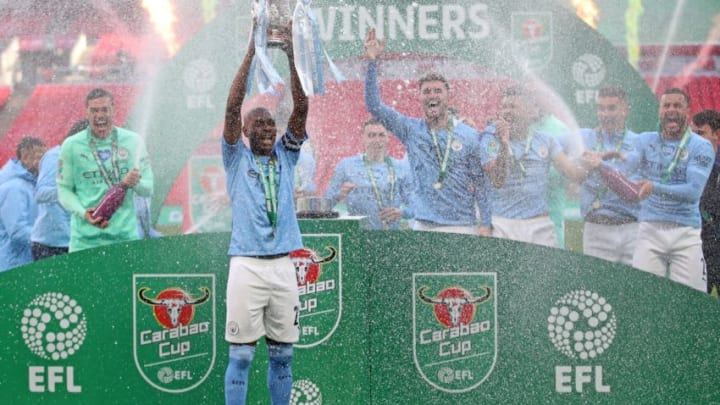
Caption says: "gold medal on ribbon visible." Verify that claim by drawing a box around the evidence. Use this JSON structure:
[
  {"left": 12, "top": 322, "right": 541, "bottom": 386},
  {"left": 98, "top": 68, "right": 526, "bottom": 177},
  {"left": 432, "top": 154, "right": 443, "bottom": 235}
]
[
  {"left": 592, "top": 199, "right": 601, "bottom": 209},
  {"left": 434, "top": 182, "right": 443, "bottom": 190}
]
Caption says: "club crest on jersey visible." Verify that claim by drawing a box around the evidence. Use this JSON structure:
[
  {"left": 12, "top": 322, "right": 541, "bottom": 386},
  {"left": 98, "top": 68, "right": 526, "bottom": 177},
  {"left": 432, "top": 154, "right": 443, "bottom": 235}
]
[
  {"left": 451, "top": 140, "right": 463, "bottom": 152},
  {"left": 413, "top": 272, "right": 497, "bottom": 393},
  {"left": 486, "top": 140, "right": 499, "bottom": 155},
  {"left": 97, "top": 149, "right": 111, "bottom": 162},
  {"left": 133, "top": 274, "right": 216, "bottom": 393},
  {"left": 291, "top": 236, "right": 342, "bottom": 348},
  {"left": 537, "top": 145, "right": 549, "bottom": 158},
  {"left": 661, "top": 144, "right": 675, "bottom": 156}
]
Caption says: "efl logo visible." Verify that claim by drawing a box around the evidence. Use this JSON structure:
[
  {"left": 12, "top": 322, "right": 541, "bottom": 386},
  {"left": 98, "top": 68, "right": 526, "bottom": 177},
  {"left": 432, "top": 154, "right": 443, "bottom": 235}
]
[
  {"left": 21, "top": 292, "right": 86, "bottom": 393},
  {"left": 291, "top": 234, "right": 342, "bottom": 348},
  {"left": 572, "top": 53, "right": 606, "bottom": 104},
  {"left": 548, "top": 290, "right": 615, "bottom": 393},
  {"left": 572, "top": 54, "right": 606, "bottom": 88},
  {"left": 413, "top": 272, "right": 497, "bottom": 393},
  {"left": 290, "top": 379, "right": 322, "bottom": 405},
  {"left": 21, "top": 292, "right": 87, "bottom": 361},
  {"left": 133, "top": 274, "right": 216, "bottom": 393}
]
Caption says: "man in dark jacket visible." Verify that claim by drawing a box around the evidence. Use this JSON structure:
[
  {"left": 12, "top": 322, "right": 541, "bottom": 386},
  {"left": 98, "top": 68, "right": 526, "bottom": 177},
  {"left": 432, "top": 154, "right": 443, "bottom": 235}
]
[{"left": 691, "top": 109, "right": 720, "bottom": 294}]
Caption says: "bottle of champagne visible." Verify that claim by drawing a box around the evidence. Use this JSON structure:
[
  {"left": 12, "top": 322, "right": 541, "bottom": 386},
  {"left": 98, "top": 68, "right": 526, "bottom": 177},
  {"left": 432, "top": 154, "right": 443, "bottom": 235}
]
[
  {"left": 92, "top": 183, "right": 128, "bottom": 221},
  {"left": 597, "top": 163, "right": 640, "bottom": 202}
]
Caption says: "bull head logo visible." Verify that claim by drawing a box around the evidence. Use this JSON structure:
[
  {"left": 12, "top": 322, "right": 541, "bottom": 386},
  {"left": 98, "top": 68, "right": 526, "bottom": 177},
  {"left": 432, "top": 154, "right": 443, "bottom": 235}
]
[
  {"left": 290, "top": 246, "right": 337, "bottom": 286},
  {"left": 418, "top": 286, "right": 491, "bottom": 327},
  {"left": 138, "top": 287, "right": 211, "bottom": 329}
]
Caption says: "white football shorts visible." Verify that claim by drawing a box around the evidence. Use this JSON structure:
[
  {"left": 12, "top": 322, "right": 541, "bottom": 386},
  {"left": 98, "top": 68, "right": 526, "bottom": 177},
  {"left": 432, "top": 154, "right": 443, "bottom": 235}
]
[{"left": 225, "top": 255, "right": 300, "bottom": 344}]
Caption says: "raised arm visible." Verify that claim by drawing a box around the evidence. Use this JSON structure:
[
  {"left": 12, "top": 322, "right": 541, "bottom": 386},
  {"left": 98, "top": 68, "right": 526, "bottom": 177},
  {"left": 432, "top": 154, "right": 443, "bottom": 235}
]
[
  {"left": 363, "top": 29, "right": 413, "bottom": 142},
  {"left": 363, "top": 28, "right": 387, "bottom": 119},
  {"left": 364, "top": 28, "right": 386, "bottom": 61},
  {"left": 285, "top": 33, "right": 309, "bottom": 141},
  {"left": 223, "top": 26, "right": 257, "bottom": 145}
]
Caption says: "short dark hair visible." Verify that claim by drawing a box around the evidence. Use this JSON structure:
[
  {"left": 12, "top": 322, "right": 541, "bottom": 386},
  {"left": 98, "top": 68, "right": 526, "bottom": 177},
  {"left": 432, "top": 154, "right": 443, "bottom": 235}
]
[
  {"left": 662, "top": 87, "right": 690, "bottom": 107},
  {"left": 692, "top": 109, "right": 720, "bottom": 131},
  {"left": 66, "top": 119, "right": 89, "bottom": 138},
  {"left": 418, "top": 72, "right": 449, "bottom": 91},
  {"left": 243, "top": 107, "right": 273, "bottom": 123},
  {"left": 362, "top": 118, "right": 383, "bottom": 130},
  {"left": 16, "top": 137, "right": 45, "bottom": 159},
  {"left": 598, "top": 86, "right": 627, "bottom": 101},
  {"left": 85, "top": 88, "right": 114, "bottom": 106}
]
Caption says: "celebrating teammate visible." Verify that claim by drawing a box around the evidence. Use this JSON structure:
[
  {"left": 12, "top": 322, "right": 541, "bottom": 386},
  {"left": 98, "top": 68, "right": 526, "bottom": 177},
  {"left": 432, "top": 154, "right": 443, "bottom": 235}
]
[{"left": 631, "top": 88, "right": 715, "bottom": 292}]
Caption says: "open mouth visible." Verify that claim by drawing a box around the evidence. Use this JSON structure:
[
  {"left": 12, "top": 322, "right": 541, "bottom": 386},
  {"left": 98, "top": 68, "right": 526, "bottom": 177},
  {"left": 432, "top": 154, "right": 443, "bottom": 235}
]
[
  {"left": 259, "top": 134, "right": 275, "bottom": 145},
  {"left": 663, "top": 116, "right": 683, "bottom": 128},
  {"left": 94, "top": 119, "right": 109, "bottom": 128},
  {"left": 599, "top": 118, "right": 618, "bottom": 128}
]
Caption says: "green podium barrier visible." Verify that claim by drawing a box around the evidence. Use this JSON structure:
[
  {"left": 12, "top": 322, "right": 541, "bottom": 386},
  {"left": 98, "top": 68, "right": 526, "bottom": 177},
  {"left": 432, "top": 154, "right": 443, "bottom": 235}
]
[{"left": 1, "top": 219, "right": 718, "bottom": 404}]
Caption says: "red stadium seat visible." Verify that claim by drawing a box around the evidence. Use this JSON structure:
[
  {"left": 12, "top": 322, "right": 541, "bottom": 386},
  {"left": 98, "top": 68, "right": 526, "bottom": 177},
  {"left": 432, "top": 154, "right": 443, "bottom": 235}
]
[
  {"left": 645, "top": 75, "right": 720, "bottom": 115},
  {"left": 0, "top": 86, "right": 10, "bottom": 110}
]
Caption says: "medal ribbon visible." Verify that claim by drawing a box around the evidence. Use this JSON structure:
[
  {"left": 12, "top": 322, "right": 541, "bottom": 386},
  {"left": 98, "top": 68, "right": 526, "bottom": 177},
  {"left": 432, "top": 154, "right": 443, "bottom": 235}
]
[
  {"left": 88, "top": 128, "right": 121, "bottom": 188},
  {"left": 595, "top": 129, "right": 627, "bottom": 161},
  {"left": 660, "top": 127, "right": 692, "bottom": 184},
  {"left": 362, "top": 154, "right": 396, "bottom": 209},
  {"left": 428, "top": 117, "right": 455, "bottom": 185},
  {"left": 255, "top": 155, "right": 279, "bottom": 229}
]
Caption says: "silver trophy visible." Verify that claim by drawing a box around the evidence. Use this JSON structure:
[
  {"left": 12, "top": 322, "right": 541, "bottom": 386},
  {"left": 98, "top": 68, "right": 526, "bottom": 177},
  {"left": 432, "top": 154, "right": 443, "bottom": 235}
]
[
  {"left": 250, "top": 0, "right": 344, "bottom": 96},
  {"left": 254, "top": 0, "right": 292, "bottom": 48}
]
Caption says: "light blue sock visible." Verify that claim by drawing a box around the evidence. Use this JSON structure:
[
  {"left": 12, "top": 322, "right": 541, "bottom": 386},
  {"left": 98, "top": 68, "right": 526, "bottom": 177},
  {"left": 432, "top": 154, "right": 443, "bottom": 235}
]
[
  {"left": 267, "top": 342, "right": 293, "bottom": 405},
  {"left": 225, "top": 344, "right": 255, "bottom": 405}
]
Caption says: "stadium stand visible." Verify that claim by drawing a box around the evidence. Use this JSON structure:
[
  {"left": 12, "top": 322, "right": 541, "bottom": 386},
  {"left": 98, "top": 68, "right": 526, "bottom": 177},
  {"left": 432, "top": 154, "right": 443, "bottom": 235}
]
[
  {"left": 0, "top": 86, "right": 10, "bottom": 109},
  {"left": 646, "top": 76, "right": 720, "bottom": 115},
  {"left": 0, "top": 83, "right": 137, "bottom": 165}
]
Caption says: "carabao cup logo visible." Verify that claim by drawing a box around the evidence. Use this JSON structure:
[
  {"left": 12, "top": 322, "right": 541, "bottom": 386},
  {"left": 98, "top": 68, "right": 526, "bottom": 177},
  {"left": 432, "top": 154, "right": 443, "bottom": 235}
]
[
  {"left": 413, "top": 273, "right": 497, "bottom": 393},
  {"left": 511, "top": 12, "right": 554, "bottom": 70},
  {"left": 137, "top": 287, "right": 210, "bottom": 329},
  {"left": 189, "top": 156, "right": 231, "bottom": 233},
  {"left": 291, "top": 246, "right": 336, "bottom": 286},
  {"left": 417, "top": 286, "right": 491, "bottom": 328},
  {"left": 21, "top": 292, "right": 87, "bottom": 360},
  {"left": 133, "top": 274, "right": 216, "bottom": 393},
  {"left": 291, "top": 236, "right": 342, "bottom": 348},
  {"left": 548, "top": 290, "right": 617, "bottom": 360}
]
